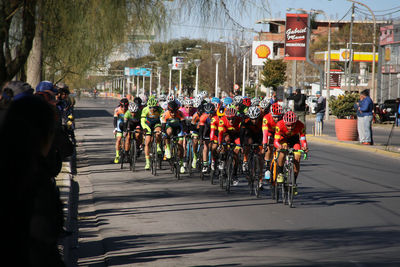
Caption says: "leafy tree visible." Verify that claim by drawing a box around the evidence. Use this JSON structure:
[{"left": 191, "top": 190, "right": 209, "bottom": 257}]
[
  {"left": 0, "top": 0, "right": 36, "bottom": 86},
  {"left": 261, "top": 59, "right": 287, "bottom": 90}
]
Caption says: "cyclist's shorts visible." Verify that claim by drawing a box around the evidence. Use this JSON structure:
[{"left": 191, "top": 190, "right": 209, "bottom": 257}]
[
  {"left": 243, "top": 129, "right": 262, "bottom": 145},
  {"left": 145, "top": 118, "right": 161, "bottom": 134},
  {"left": 117, "top": 119, "right": 124, "bottom": 132},
  {"left": 167, "top": 123, "right": 184, "bottom": 137},
  {"left": 127, "top": 120, "right": 141, "bottom": 132},
  {"left": 282, "top": 135, "right": 301, "bottom": 155},
  {"left": 223, "top": 131, "right": 241, "bottom": 146}
]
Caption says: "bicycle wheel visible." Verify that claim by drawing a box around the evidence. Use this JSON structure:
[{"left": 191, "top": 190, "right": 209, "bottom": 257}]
[
  {"left": 282, "top": 168, "right": 288, "bottom": 205},
  {"left": 254, "top": 155, "right": 261, "bottom": 198},
  {"left": 247, "top": 154, "right": 255, "bottom": 196},
  {"left": 120, "top": 137, "right": 125, "bottom": 169},
  {"left": 151, "top": 140, "right": 157, "bottom": 176},
  {"left": 173, "top": 141, "right": 180, "bottom": 180},
  {"left": 187, "top": 139, "right": 193, "bottom": 176},
  {"left": 287, "top": 163, "right": 295, "bottom": 208},
  {"left": 225, "top": 153, "right": 234, "bottom": 193},
  {"left": 130, "top": 139, "right": 137, "bottom": 172}
]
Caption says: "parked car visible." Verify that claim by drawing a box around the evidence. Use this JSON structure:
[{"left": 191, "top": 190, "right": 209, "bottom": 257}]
[
  {"left": 375, "top": 99, "right": 398, "bottom": 123},
  {"left": 306, "top": 96, "right": 318, "bottom": 114}
]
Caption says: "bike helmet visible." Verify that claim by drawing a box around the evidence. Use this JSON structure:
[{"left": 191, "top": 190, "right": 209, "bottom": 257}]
[
  {"left": 129, "top": 103, "right": 139, "bottom": 113},
  {"left": 223, "top": 97, "right": 233, "bottom": 107},
  {"left": 147, "top": 96, "right": 158, "bottom": 107},
  {"left": 242, "top": 97, "right": 251, "bottom": 107},
  {"left": 271, "top": 103, "right": 283, "bottom": 116},
  {"left": 211, "top": 97, "right": 220, "bottom": 105},
  {"left": 184, "top": 98, "right": 193, "bottom": 107},
  {"left": 168, "top": 100, "right": 179, "bottom": 112},
  {"left": 178, "top": 95, "right": 184, "bottom": 104},
  {"left": 167, "top": 94, "right": 175, "bottom": 102},
  {"left": 119, "top": 98, "right": 129, "bottom": 108},
  {"left": 200, "top": 90, "right": 208, "bottom": 97},
  {"left": 233, "top": 95, "right": 242, "bottom": 105},
  {"left": 216, "top": 105, "right": 225, "bottom": 117},
  {"left": 159, "top": 94, "right": 167, "bottom": 102},
  {"left": 259, "top": 99, "right": 269, "bottom": 109},
  {"left": 283, "top": 111, "right": 297, "bottom": 124},
  {"left": 225, "top": 107, "right": 237, "bottom": 118},
  {"left": 247, "top": 106, "right": 261, "bottom": 119},
  {"left": 139, "top": 94, "right": 147, "bottom": 104},
  {"left": 226, "top": 103, "right": 236, "bottom": 110},
  {"left": 133, "top": 97, "right": 142, "bottom": 106},
  {"left": 36, "top": 81, "right": 58, "bottom": 94},
  {"left": 204, "top": 103, "right": 216, "bottom": 114},
  {"left": 251, "top": 97, "right": 260, "bottom": 107},
  {"left": 193, "top": 96, "right": 202, "bottom": 108}
]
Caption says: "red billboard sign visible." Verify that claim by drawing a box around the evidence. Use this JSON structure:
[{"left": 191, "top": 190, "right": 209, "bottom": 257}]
[{"left": 284, "top": 13, "right": 308, "bottom": 60}]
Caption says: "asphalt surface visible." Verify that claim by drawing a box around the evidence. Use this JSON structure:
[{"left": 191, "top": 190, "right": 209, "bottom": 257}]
[{"left": 75, "top": 97, "right": 400, "bottom": 267}]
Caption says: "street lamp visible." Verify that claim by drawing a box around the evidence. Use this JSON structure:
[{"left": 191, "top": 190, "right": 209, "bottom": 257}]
[
  {"left": 240, "top": 45, "right": 251, "bottom": 97},
  {"left": 178, "top": 63, "right": 184, "bottom": 96},
  {"left": 213, "top": 53, "right": 221, "bottom": 98},
  {"left": 168, "top": 63, "right": 173, "bottom": 95},
  {"left": 157, "top": 66, "right": 162, "bottom": 97},
  {"left": 194, "top": 59, "right": 201, "bottom": 97},
  {"left": 347, "top": 0, "right": 377, "bottom": 101}
]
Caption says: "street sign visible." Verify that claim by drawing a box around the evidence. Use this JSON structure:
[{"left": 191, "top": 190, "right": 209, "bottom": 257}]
[
  {"left": 172, "top": 57, "right": 184, "bottom": 70},
  {"left": 252, "top": 41, "right": 274, "bottom": 65},
  {"left": 234, "top": 84, "right": 239, "bottom": 90}
]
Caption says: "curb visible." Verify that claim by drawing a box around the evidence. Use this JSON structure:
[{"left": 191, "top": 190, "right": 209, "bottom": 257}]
[
  {"left": 308, "top": 135, "right": 400, "bottom": 159},
  {"left": 55, "top": 157, "right": 79, "bottom": 267}
]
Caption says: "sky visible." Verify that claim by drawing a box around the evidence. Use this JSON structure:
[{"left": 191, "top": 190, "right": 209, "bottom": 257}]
[{"left": 161, "top": 0, "right": 400, "bottom": 43}]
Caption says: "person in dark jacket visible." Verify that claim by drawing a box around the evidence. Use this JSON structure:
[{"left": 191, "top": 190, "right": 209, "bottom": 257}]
[
  {"left": 287, "top": 88, "right": 307, "bottom": 125},
  {"left": 315, "top": 91, "right": 326, "bottom": 131},
  {"left": 354, "top": 89, "right": 374, "bottom": 145},
  {"left": 1, "top": 96, "right": 65, "bottom": 266}
]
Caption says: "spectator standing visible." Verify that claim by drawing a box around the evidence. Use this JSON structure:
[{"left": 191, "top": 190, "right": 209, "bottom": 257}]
[
  {"left": 315, "top": 91, "right": 326, "bottom": 131},
  {"left": 1, "top": 95, "right": 65, "bottom": 266},
  {"left": 354, "top": 89, "right": 374, "bottom": 145},
  {"left": 287, "top": 88, "right": 307, "bottom": 125}
]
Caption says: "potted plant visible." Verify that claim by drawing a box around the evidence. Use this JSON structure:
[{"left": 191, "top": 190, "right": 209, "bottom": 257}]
[{"left": 329, "top": 93, "right": 359, "bottom": 141}]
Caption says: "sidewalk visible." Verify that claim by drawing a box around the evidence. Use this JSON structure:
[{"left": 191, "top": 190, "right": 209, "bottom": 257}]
[{"left": 306, "top": 116, "right": 400, "bottom": 158}]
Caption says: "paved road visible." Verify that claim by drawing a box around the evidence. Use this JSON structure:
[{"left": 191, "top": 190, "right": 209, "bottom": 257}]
[{"left": 75, "top": 97, "right": 400, "bottom": 266}]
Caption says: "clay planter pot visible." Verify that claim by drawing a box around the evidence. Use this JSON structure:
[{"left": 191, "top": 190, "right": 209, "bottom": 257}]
[{"left": 335, "top": 119, "right": 358, "bottom": 141}]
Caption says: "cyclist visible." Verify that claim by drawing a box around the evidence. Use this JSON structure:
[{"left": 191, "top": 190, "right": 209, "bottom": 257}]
[
  {"left": 124, "top": 103, "right": 143, "bottom": 159},
  {"left": 240, "top": 106, "right": 264, "bottom": 187},
  {"left": 238, "top": 97, "right": 251, "bottom": 119},
  {"left": 274, "top": 111, "right": 308, "bottom": 194},
  {"left": 162, "top": 101, "right": 187, "bottom": 173},
  {"left": 113, "top": 98, "right": 129, "bottom": 163},
  {"left": 217, "top": 106, "right": 242, "bottom": 185},
  {"left": 141, "top": 96, "right": 164, "bottom": 170},
  {"left": 262, "top": 102, "right": 283, "bottom": 181},
  {"left": 180, "top": 98, "right": 198, "bottom": 169},
  {"left": 198, "top": 103, "right": 216, "bottom": 173}
]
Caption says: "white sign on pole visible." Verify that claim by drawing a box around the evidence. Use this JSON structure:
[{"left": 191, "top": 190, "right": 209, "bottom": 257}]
[
  {"left": 172, "top": 56, "right": 185, "bottom": 70},
  {"left": 252, "top": 41, "right": 274, "bottom": 66}
]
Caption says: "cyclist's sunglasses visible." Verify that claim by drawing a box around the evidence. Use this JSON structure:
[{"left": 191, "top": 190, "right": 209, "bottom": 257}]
[
  {"left": 227, "top": 117, "right": 235, "bottom": 121},
  {"left": 285, "top": 123, "right": 295, "bottom": 128},
  {"left": 149, "top": 106, "right": 157, "bottom": 109}
]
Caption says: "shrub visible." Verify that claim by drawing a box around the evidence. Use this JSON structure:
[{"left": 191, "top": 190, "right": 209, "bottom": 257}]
[{"left": 329, "top": 93, "right": 359, "bottom": 119}]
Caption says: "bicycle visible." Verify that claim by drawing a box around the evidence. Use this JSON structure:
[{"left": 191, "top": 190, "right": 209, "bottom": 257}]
[
  {"left": 275, "top": 148, "right": 307, "bottom": 207},
  {"left": 217, "top": 143, "right": 237, "bottom": 193},
  {"left": 167, "top": 135, "right": 182, "bottom": 180},
  {"left": 269, "top": 149, "right": 282, "bottom": 203},
  {"left": 245, "top": 144, "right": 263, "bottom": 197},
  {"left": 150, "top": 130, "right": 162, "bottom": 176},
  {"left": 128, "top": 128, "right": 141, "bottom": 172}
]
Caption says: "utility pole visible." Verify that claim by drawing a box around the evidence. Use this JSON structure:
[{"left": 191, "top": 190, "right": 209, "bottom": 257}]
[{"left": 347, "top": 3, "right": 355, "bottom": 92}]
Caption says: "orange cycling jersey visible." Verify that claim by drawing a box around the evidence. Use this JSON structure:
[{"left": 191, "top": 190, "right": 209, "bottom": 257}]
[
  {"left": 161, "top": 110, "right": 184, "bottom": 124},
  {"left": 262, "top": 113, "right": 279, "bottom": 145},
  {"left": 274, "top": 120, "right": 307, "bottom": 149},
  {"left": 217, "top": 116, "right": 242, "bottom": 144}
]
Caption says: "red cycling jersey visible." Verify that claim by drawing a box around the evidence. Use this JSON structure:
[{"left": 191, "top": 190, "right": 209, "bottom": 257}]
[
  {"left": 209, "top": 115, "right": 219, "bottom": 142},
  {"left": 217, "top": 116, "right": 242, "bottom": 144},
  {"left": 262, "top": 113, "right": 279, "bottom": 145},
  {"left": 274, "top": 120, "right": 307, "bottom": 149}
]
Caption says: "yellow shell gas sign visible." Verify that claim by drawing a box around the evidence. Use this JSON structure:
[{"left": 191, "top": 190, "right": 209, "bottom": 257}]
[{"left": 252, "top": 41, "right": 274, "bottom": 66}]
